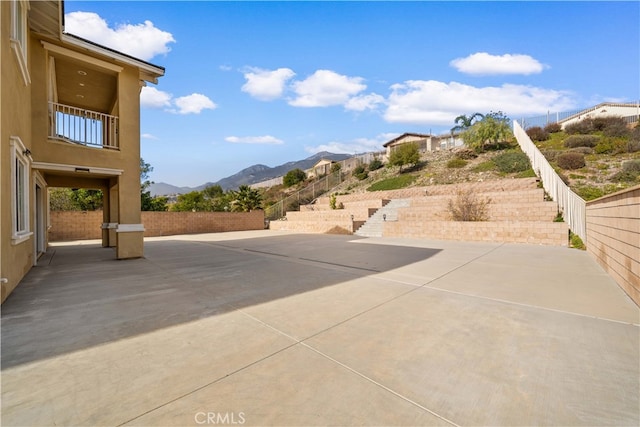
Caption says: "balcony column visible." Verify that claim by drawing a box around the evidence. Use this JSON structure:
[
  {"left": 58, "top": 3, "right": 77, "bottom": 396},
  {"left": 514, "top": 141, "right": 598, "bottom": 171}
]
[
  {"left": 115, "top": 68, "right": 144, "bottom": 259},
  {"left": 101, "top": 178, "right": 118, "bottom": 248}
]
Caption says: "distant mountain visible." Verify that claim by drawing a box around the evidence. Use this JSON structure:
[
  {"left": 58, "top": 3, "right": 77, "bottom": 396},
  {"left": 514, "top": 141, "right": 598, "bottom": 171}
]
[{"left": 150, "top": 151, "right": 351, "bottom": 196}]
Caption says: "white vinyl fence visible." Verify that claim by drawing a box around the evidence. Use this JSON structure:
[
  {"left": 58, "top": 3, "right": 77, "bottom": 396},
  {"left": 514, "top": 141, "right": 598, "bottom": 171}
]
[{"left": 513, "top": 121, "right": 586, "bottom": 239}]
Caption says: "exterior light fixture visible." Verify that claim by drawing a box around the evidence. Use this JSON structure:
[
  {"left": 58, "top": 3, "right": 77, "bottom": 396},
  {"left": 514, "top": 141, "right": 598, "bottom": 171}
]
[{"left": 383, "top": 214, "right": 387, "bottom": 221}]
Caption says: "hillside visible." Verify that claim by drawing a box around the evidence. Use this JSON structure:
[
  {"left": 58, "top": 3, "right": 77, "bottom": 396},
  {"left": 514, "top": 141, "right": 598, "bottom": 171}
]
[{"left": 150, "top": 151, "right": 351, "bottom": 195}]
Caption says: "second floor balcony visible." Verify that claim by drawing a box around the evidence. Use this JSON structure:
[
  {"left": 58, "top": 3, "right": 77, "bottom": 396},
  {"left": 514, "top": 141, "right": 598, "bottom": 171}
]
[{"left": 49, "top": 102, "right": 119, "bottom": 150}]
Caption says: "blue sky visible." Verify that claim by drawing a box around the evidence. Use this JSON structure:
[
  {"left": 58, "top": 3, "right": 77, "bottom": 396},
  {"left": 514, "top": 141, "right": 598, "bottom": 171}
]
[{"left": 64, "top": 1, "right": 640, "bottom": 187}]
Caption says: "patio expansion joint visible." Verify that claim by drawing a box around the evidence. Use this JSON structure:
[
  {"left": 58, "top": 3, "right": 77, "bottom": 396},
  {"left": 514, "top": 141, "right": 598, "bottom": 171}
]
[
  {"left": 234, "top": 307, "right": 461, "bottom": 427},
  {"left": 116, "top": 339, "right": 302, "bottom": 427}
]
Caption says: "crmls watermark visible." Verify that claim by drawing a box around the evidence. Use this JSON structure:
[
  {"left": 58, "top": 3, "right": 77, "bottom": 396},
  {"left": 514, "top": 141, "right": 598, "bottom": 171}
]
[{"left": 194, "top": 411, "right": 246, "bottom": 425}]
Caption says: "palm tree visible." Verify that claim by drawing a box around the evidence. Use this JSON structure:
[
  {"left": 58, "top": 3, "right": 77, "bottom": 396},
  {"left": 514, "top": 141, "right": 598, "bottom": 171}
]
[
  {"left": 230, "top": 185, "right": 263, "bottom": 212},
  {"left": 451, "top": 113, "right": 484, "bottom": 133}
]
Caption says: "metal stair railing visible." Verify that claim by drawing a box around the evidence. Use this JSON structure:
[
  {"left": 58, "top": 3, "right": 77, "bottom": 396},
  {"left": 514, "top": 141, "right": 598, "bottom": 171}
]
[{"left": 264, "top": 171, "right": 344, "bottom": 221}]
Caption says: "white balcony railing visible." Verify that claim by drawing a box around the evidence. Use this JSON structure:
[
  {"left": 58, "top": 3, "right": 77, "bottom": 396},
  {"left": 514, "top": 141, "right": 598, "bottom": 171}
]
[{"left": 49, "top": 102, "right": 119, "bottom": 149}]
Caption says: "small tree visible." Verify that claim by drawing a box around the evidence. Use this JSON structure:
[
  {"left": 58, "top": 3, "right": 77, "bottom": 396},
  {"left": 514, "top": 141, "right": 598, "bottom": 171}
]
[
  {"left": 388, "top": 142, "right": 420, "bottom": 172},
  {"left": 140, "top": 158, "right": 168, "bottom": 211},
  {"left": 283, "top": 168, "right": 307, "bottom": 187},
  {"left": 462, "top": 111, "right": 513, "bottom": 152},
  {"left": 171, "top": 191, "right": 208, "bottom": 212}
]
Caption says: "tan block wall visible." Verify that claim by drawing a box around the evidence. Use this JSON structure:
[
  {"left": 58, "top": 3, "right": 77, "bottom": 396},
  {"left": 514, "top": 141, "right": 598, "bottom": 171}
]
[
  {"left": 586, "top": 185, "right": 640, "bottom": 306},
  {"left": 316, "top": 177, "right": 539, "bottom": 205},
  {"left": 385, "top": 221, "right": 568, "bottom": 246},
  {"left": 269, "top": 210, "right": 354, "bottom": 234},
  {"left": 49, "top": 210, "right": 265, "bottom": 241}
]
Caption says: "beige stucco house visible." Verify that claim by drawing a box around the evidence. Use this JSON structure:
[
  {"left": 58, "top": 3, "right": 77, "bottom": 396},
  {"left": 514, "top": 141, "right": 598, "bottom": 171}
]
[
  {"left": 307, "top": 159, "right": 335, "bottom": 179},
  {"left": 1, "top": 0, "right": 165, "bottom": 303},
  {"left": 383, "top": 133, "right": 440, "bottom": 157}
]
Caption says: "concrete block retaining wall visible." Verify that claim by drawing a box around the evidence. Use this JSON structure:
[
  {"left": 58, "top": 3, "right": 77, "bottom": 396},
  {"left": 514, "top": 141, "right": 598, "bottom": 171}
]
[
  {"left": 316, "top": 177, "right": 539, "bottom": 206},
  {"left": 49, "top": 210, "right": 265, "bottom": 241},
  {"left": 586, "top": 185, "right": 640, "bottom": 306},
  {"left": 385, "top": 220, "right": 568, "bottom": 246}
]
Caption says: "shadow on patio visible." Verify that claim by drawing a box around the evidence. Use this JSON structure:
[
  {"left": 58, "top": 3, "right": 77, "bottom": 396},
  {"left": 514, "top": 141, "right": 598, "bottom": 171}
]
[{"left": 1, "top": 233, "right": 440, "bottom": 369}]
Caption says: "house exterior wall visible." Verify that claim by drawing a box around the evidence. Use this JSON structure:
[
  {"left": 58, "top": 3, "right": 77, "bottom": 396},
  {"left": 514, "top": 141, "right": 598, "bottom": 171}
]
[
  {"left": 1, "top": 0, "right": 163, "bottom": 303},
  {"left": 586, "top": 185, "right": 640, "bottom": 306},
  {"left": 1, "top": 1, "right": 35, "bottom": 302}
]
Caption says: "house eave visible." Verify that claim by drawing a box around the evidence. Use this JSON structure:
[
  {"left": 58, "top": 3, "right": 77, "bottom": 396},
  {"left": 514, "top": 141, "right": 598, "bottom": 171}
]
[{"left": 60, "top": 33, "right": 165, "bottom": 83}]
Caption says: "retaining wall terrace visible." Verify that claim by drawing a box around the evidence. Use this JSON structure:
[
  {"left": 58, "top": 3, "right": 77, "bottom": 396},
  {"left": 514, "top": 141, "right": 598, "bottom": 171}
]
[
  {"left": 586, "top": 185, "right": 640, "bottom": 306},
  {"left": 385, "top": 220, "right": 568, "bottom": 246},
  {"left": 49, "top": 210, "right": 265, "bottom": 241},
  {"left": 315, "top": 177, "right": 539, "bottom": 206},
  {"left": 269, "top": 211, "right": 354, "bottom": 234}
]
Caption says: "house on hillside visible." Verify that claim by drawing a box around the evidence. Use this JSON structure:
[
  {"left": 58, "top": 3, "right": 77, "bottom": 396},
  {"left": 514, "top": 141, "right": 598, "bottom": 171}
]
[
  {"left": 307, "top": 158, "right": 335, "bottom": 179},
  {"left": 383, "top": 133, "right": 440, "bottom": 157},
  {"left": 1, "top": 0, "right": 165, "bottom": 303},
  {"left": 558, "top": 102, "right": 640, "bottom": 129}
]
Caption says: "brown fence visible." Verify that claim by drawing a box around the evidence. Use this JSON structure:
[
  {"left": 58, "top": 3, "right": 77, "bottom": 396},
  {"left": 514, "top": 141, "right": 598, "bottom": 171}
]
[
  {"left": 586, "top": 185, "right": 640, "bottom": 306},
  {"left": 49, "top": 210, "right": 265, "bottom": 241}
]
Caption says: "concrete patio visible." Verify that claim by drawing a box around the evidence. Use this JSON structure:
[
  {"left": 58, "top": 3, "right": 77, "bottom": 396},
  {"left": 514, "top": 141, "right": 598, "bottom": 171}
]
[{"left": 2, "top": 230, "right": 639, "bottom": 426}]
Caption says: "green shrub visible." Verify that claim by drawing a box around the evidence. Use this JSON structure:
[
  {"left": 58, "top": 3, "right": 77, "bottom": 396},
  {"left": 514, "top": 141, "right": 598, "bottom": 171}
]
[
  {"left": 492, "top": 151, "right": 531, "bottom": 173},
  {"left": 570, "top": 232, "right": 586, "bottom": 250},
  {"left": 592, "top": 116, "right": 627, "bottom": 132},
  {"left": 471, "top": 160, "right": 496, "bottom": 172},
  {"left": 368, "top": 158, "right": 383, "bottom": 171},
  {"left": 367, "top": 175, "right": 416, "bottom": 191},
  {"left": 575, "top": 185, "right": 604, "bottom": 201},
  {"left": 564, "top": 135, "right": 599, "bottom": 148},
  {"left": 526, "top": 126, "right": 549, "bottom": 142},
  {"left": 544, "top": 122, "right": 562, "bottom": 133},
  {"left": 330, "top": 163, "right": 342, "bottom": 173},
  {"left": 569, "top": 146, "right": 594, "bottom": 155},
  {"left": 329, "top": 193, "right": 337, "bottom": 209},
  {"left": 446, "top": 158, "right": 468, "bottom": 168},
  {"left": 352, "top": 165, "right": 369, "bottom": 180},
  {"left": 594, "top": 140, "right": 617, "bottom": 154},
  {"left": 516, "top": 168, "right": 538, "bottom": 178},
  {"left": 283, "top": 168, "right": 307, "bottom": 187},
  {"left": 557, "top": 152, "right": 585, "bottom": 170},
  {"left": 623, "top": 159, "right": 640, "bottom": 173},
  {"left": 565, "top": 120, "right": 594, "bottom": 135},
  {"left": 611, "top": 160, "right": 640, "bottom": 182},
  {"left": 627, "top": 140, "right": 640, "bottom": 153}
]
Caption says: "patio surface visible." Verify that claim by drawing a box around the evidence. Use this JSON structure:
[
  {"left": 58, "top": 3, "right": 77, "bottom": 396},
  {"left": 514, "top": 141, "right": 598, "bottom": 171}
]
[{"left": 1, "top": 230, "right": 639, "bottom": 426}]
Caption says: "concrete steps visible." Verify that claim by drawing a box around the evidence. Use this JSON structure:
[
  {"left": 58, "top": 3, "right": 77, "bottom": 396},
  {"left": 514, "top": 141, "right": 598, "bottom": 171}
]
[{"left": 355, "top": 199, "right": 411, "bottom": 237}]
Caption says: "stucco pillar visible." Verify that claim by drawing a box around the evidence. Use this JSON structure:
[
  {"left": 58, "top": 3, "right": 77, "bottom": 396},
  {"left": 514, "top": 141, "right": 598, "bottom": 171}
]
[{"left": 115, "top": 69, "right": 144, "bottom": 259}]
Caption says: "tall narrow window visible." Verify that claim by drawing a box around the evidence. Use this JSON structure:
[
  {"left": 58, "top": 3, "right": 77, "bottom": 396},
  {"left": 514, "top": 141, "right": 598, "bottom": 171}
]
[
  {"left": 10, "top": 137, "right": 31, "bottom": 243},
  {"left": 11, "top": 0, "right": 30, "bottom": 85}
]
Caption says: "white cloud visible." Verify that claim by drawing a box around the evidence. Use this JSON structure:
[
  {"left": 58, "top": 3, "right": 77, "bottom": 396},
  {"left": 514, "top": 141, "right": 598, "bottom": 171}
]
[
  {"left": 64, "top": 12, "right": 175, "bottom": 61},
  {"left": 140, "top": 86, "right": 172, "bottom": 108},
  {"left": 289, "top": 70, "right": 366, "bottom": 107},
  {"left": 141, "top": 133, "right": 158, "bottom": 140},
  {"left": 241, "top": 67, "right": 296, "bottom": 101},
  {"left": 305, "top": 133, "right": 397, "bottom": 155},
  {"left": 225, "top": 135, "right": 284, "bottom": 145},
  {"left": 141, "top": 87, "right": 216, "bottom": 115},
  {"left": 172, "top": 93, "right": 217, "bottom": 115},
  {"left": 450, "top": 52, "right": 547, "bottom": 76},
  {"left": 219, "top": 65, "right": 233, "bottom": 71},
  {"left": 344, "top": 93, "right": 386, "bottom": 112},
  {"left": 385, "top": 80, "right": 575, "bottom": 125}
]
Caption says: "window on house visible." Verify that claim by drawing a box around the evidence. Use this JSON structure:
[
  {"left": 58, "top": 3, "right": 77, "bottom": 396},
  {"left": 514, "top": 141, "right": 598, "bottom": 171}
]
[
  {"left": 11, "top": 0, "right": 30, "bottom": 85},
  {"left": 10, "top": 137, "right": 31, "bottom": 243}
]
